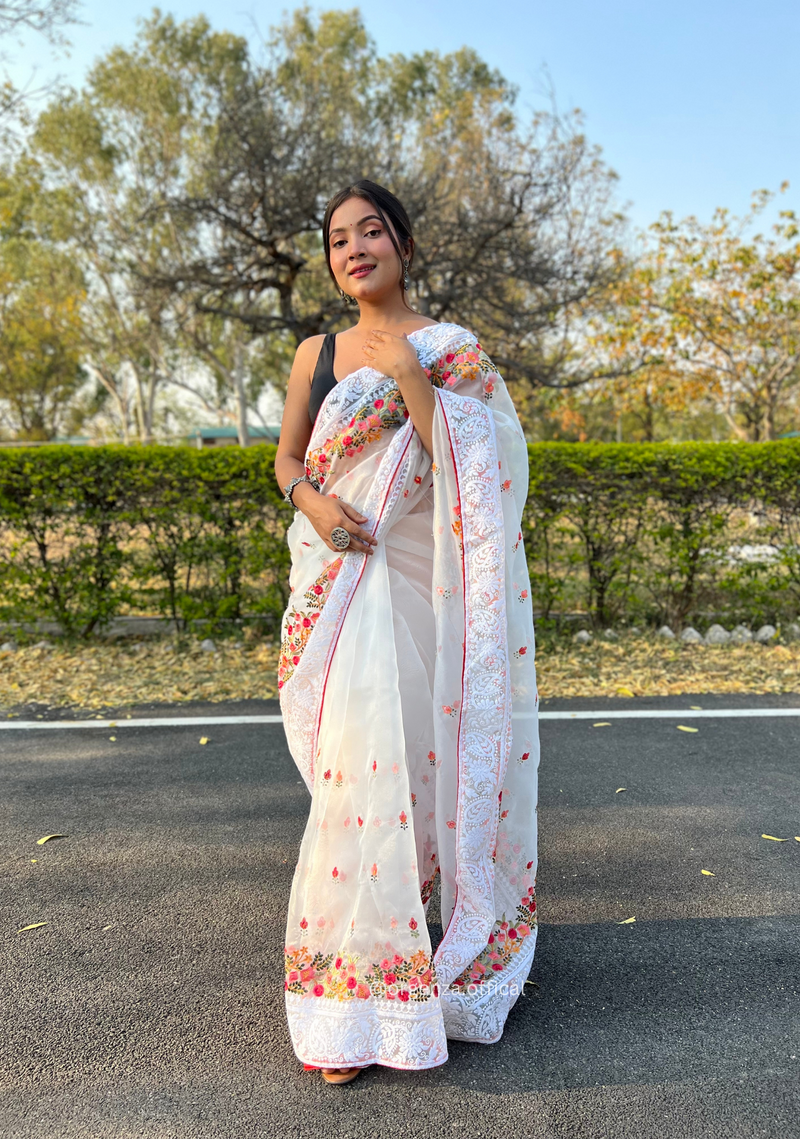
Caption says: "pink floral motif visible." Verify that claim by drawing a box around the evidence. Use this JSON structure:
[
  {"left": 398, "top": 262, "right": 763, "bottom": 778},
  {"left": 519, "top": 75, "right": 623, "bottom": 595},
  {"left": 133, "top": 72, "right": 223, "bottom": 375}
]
[
  {"left": 450, "top": 886, "right": 538, "bottom": 991},
  {"left": 306, "top": 389, "right": 407, "bottom": 486},
  {"left": 285, "top": 945, "right": 438, "bottom": 1002},
  {"left": 278, "top": 559, "right": 343, "bottom": 689}
]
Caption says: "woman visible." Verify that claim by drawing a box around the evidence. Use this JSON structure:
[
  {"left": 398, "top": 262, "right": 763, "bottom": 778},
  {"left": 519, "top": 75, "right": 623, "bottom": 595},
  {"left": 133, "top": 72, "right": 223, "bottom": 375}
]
[{"left": 274, "top": 180, "right": 540, "bottom": 1084}]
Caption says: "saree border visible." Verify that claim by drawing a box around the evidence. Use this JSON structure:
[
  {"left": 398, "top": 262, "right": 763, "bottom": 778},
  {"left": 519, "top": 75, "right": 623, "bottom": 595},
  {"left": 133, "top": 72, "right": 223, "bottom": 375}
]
[
  {"left": 441, "top": 926, "right": 538, "bottom": 1044},
  {"left": 279, "top": 323, "right": 469, "bottom": 792},
  {"left": 432, "top": 387, "right": 514, "bottom": 995},
  {"left": 280, "top": 418, "right": 417, "bottom": 790},
  {"left": 284, "top": 990, "right": 449, "bottom": 1070}
]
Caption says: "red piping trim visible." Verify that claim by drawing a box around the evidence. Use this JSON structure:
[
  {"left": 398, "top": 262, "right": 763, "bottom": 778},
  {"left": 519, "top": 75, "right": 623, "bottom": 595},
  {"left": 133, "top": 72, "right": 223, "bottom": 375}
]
[
  {"left": 436, "top": 393, "right": 468, "bottom": 955},
  {"left": 311, "top": 429, "right": 415, "bottom": 774}
]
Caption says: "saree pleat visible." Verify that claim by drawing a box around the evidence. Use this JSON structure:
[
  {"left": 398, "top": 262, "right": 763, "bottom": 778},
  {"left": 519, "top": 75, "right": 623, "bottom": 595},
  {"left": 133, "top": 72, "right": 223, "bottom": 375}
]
[{"left": 280, "top": 323, "right": 539, "bottom": 1069}]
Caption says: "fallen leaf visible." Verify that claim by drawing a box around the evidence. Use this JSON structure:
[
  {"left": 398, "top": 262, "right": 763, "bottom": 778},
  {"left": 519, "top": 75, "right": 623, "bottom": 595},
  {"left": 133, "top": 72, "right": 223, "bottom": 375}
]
[
  {"left": 593, "top": 722, "right": 611, "bottom": 727},
  {"left": 616, "top": 686, "right": 635, "bottom": 697},
  {"left": 795, "top": 837, "right": 800, "bottom": 843},
  {"left": 199, "top": 737, "right": 209, "bottom": 745},
  {"left": 101, "top": 923, "right": 116, "bottom": 931},
  {"left": 36, "top": 834, "right": 67, "bottom": 845},
  {"left": 615, "top": 787, "right": 627, "bottom": 793},
  {"left": 108, "top": 721, "right": 117, "bottom": 728},
  {"left": 701, "top": 869, "right": 715, "bottom": 876},
  {"left": 17, "top": 921, "right": 47, "bottom": 932},
  {"left": 30, "top": 859, "right": 37, "bottom": 863},
  {"left": 523, "top": 980, "right": 539, "bottom": 988},
  {"left": 677, "top": 725, "right": 698, "bottom": 732},
  {"left": 689, "top": 705, "right": 702, "bottom": 710},
  {"left": 109, "top": 736, "right": 116, "bottom": 741},
  {"left": 761, "top": 834, "right": 787, "bottom": 841},
  {"left": 616, "top": 917, "right": 636, "bottom": 924}
]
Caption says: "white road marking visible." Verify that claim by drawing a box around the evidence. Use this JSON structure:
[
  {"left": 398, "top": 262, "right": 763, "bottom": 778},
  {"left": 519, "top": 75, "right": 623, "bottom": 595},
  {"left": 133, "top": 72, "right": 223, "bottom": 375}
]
[{"left": 1, "top": 707, "right": 799, "bottom": 730}]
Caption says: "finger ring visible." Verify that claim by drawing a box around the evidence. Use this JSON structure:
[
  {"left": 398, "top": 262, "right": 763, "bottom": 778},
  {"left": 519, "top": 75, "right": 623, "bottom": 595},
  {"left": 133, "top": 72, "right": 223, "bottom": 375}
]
[{"left": 330, "top": 526, "right": 350, "bottom": 550}]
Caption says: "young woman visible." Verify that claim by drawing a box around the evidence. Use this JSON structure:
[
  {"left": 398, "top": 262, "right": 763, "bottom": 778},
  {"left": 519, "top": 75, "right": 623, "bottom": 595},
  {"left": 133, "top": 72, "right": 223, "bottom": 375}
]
[{"left": 274, "top": 180, "right": 540, "bottom": 1084}]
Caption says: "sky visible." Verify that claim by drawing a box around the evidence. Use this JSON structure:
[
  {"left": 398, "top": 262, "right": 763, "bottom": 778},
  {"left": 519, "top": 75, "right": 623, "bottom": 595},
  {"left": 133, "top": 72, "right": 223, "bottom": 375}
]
[{"left": 5, "top": 0, "right": 799, "bottom": 233}]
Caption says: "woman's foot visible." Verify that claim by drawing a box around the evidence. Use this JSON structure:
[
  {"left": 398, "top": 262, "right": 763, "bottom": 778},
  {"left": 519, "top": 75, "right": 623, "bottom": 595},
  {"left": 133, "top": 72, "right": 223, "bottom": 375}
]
[{"left": 320, "top": 1066, "right": 362, "bottom": 1084}]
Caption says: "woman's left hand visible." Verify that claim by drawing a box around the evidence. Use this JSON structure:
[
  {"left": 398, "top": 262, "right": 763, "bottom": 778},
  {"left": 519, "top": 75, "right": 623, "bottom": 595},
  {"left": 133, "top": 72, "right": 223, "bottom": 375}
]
[{"left": 361, "top": 330, "right": 424, "bottom": 384}]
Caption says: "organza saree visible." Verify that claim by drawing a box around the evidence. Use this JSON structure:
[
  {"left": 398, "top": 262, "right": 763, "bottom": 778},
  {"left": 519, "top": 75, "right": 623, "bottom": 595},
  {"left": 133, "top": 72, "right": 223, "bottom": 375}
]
[{"left": 278, "top": 322, "right": 540, "bottom": 1070}]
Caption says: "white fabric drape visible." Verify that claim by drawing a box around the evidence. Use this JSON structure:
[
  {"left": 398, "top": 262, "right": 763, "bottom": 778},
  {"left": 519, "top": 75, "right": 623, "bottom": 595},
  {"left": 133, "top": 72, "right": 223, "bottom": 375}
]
[{"left": 279, "top": 323, "right": 539, "bottom": 1070}]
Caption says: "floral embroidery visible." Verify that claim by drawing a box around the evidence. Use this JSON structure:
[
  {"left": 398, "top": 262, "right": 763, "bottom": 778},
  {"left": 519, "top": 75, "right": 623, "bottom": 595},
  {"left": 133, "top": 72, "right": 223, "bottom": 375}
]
[
  {"left": 424, "top": 342, "right": 500, "bottom": 404},
  {"left": 306, "top": 390, "right": 409, "bottom": 486},
  {"left": 284, "top": 946, "right": 439, "bottom": 1002},
  {"left": 278, "top": 558, "right": 343, "bottom": 689},
  {"left": 450, "top": 886, "right": 538, "bottom": 991},
  {"left": 420, "top": 861, "right": 439, "bottom": 906}
]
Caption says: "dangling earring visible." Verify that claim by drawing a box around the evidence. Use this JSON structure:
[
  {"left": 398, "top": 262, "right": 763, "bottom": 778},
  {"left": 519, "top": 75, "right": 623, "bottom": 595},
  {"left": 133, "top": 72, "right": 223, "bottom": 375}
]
[
  {"left": 338, "top": 287, "right": 358, "bottom": 308},
  {"left": 402, "top": 258, "right": 410, "bottom": 291}
]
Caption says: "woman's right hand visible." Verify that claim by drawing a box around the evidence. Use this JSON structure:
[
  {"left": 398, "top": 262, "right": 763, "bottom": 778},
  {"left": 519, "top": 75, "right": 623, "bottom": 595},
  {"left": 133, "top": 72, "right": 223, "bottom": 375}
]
[{"left": 293, "top": 484, "right": 377, "bottom": 556}]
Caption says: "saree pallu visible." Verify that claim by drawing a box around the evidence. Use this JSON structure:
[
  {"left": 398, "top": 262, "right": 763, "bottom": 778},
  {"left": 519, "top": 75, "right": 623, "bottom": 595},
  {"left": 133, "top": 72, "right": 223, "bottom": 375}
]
[{"left": 279, "top": 322, "right": 539, "bottom": 1070}]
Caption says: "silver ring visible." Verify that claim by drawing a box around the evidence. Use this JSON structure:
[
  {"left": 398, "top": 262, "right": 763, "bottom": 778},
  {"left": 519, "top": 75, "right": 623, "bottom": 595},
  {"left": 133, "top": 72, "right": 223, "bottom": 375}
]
[{"left": 330, "top": 526, "right": 351, "bottom": 551}]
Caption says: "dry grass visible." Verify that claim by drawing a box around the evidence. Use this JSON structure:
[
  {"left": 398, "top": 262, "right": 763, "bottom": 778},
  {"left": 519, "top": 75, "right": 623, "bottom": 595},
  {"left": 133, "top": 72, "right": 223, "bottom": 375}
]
[
  {"left": 0, "top": 634, "right": 798, "bottom": 714},
  {"left": 535, "top": 636, "right": 800, "bottom": 698},
  {"left": 0, "top": 639, "right": 280, "bottom": 712}
]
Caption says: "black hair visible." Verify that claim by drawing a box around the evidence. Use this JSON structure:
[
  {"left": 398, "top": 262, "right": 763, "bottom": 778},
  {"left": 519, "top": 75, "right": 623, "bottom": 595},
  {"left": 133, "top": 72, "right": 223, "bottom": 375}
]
[{"left": 322, "top": 179, "right": 414, "bottom": 302}]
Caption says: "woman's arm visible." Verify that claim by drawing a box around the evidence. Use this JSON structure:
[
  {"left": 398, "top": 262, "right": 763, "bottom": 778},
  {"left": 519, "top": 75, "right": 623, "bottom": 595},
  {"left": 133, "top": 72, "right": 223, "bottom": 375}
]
[{"left": 274, "top": 338, "right": 377, "bottom": 556}]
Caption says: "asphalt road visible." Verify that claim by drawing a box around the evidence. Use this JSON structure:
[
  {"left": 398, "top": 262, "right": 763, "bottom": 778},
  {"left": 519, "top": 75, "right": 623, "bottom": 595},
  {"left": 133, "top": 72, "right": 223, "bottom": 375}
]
[{"left": 1, "top": 695, "right": 798, "bottom": 1139}]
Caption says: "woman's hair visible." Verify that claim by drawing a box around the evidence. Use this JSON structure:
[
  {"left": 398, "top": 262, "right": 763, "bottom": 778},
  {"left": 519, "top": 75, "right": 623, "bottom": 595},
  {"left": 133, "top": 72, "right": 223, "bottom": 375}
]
[{"left": 322, "top": 179, "right": 414, "bottom": 300}]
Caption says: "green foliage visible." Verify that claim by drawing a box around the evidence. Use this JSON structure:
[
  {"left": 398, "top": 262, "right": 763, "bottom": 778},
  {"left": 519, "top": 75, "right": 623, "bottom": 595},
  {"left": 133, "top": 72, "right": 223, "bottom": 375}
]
[
  {"left": 522, "top": 441, "right": 800, "bottom": 629},
  {"left": 0, "top": 444, "right": 294, "bottom": 637},
  {"left": 1, "top": 441, "right": 799, "bottom": 640}
]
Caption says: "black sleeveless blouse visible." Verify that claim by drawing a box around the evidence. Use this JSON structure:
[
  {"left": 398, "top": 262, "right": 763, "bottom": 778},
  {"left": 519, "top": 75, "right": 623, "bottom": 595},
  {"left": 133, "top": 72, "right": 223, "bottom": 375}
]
[{"left": 309, "top": 333, "right": 338, "bottom": 424}]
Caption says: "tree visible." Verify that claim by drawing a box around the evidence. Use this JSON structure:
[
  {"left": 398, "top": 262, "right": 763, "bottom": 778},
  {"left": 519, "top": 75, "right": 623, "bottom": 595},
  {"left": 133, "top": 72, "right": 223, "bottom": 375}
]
[
  {"left": 140, "top": 7, "right": 626, "bottom": 415},
  {"left": 596, "top": 190, "right": 800, "bottom": 441},
  {"left": 0, "top": 163, "right": 85, "bottom": 439},
  {"left": 27, "top": 13, "right": 250, "bottom": 441}
]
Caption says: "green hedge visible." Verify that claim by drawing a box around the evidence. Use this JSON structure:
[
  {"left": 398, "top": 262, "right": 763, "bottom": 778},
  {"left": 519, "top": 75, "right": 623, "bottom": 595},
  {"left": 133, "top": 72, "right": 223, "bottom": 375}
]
[
  {"left": 524, "top": 441, "right": 800, "bottom": 629},
  {"left": 0, "top": 441, "right": 799, "bottom": 638},
  {"left": 0, "top": 446, "right": 293, "bottom": 637}
]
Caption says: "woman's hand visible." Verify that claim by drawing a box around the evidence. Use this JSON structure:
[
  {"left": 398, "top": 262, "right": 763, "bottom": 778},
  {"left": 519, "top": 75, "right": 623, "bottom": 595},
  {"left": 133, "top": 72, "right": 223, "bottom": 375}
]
[
  {"left": 361, "top": 328, "right": 436, "bottom": 458},
  {"left": 294, "top": 484, "right": 377, "bottom": 556},
  {"left": 361, "top": 330, "right": 424, "bottom": 383}
]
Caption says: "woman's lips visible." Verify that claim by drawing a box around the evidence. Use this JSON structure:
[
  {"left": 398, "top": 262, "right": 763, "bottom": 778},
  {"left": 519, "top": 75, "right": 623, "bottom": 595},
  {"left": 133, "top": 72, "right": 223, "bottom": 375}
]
[{"left": 350, "top": 265, "right": 376, "bottom": 278}]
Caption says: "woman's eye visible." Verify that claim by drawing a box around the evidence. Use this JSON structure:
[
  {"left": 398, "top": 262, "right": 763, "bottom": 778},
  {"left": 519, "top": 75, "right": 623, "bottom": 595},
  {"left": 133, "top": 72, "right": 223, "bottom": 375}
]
[{"left": 365, "top": 228, "right": 381, "bottom": 238}]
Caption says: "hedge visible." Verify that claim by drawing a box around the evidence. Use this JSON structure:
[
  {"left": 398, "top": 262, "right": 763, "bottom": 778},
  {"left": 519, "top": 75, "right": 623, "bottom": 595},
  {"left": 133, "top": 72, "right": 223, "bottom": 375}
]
[{"left": 1, "top": 441, "right": 799, "bottom": 638}]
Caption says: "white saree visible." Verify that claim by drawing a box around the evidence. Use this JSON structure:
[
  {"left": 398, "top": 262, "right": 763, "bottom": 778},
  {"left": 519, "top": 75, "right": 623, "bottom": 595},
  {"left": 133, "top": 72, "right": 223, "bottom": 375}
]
[{"left": 279, "top": 322, "right": 539, "bottom": 1071}]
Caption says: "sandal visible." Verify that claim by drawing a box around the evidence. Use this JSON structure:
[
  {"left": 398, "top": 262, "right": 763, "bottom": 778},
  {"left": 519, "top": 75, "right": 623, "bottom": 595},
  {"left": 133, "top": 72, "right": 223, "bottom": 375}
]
[
  {"left": 321, "top": 1066, "right": 362, "bottom": 1085},
  {"left": 302, "top": 1062, "right": 363, "bottom": 1084}
]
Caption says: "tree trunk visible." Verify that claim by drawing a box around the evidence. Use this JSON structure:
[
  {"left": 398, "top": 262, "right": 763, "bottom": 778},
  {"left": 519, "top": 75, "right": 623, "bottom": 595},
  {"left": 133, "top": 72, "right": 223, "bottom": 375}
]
[{"left": 234, "top": 342, "right": 249, "bottom": 447}]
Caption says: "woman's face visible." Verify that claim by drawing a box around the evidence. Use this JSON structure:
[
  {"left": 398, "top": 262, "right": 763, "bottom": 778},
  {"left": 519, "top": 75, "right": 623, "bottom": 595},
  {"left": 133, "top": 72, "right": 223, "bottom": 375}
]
[{"left": 328, "top": 196, "right": 404, "bottom": 304}]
